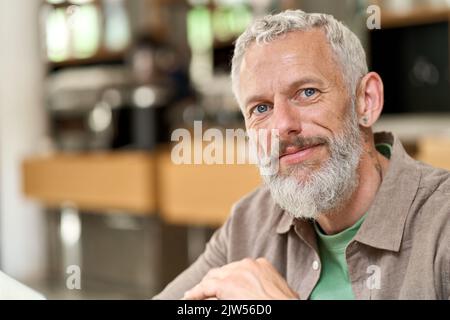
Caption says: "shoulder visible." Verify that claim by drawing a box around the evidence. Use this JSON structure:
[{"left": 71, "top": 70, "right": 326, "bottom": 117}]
[
  {"left": 414, "top": 160, "right": 450, "bottom": 216},
  {"left": 409, "top": 160, "right": 450, "bottom": 247},
  {"left": 398, "top": 161, "right": 450, "bottom": 295},
  {"left": 416, "top": 160, "right": 450, "bottom": 196}
]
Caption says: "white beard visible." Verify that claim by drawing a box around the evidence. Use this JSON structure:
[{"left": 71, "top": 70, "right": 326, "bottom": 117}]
[{"left": 261, "top": 108, "right": 362, "bottom": 220}]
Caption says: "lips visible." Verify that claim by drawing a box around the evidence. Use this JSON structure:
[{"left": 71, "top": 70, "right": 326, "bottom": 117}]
[
  {"left": 279, "top": 143, "right": 323, "bottom": 165},
  {"left": 280, "top": 144, "right": 321, "bottom": 157}
]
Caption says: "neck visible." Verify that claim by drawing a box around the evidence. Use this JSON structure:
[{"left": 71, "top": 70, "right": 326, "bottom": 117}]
[{"left": 316, "top": 134, "right": 390, "bottom": 235}]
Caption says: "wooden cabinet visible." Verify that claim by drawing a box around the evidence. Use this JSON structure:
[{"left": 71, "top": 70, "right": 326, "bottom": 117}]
[
  {"left": 156, "top": 150, "right": 261, "bottom": 227},
  {"left": 417, "top": 136, "right": 450, "bottom": 170},
  {"left": 22, "top": 152, "right": 156, "bottom": 215}
]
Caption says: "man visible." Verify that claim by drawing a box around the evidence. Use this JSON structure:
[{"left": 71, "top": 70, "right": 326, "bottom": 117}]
[{"left": 155, "top": 10, "right": 450, "bottom": 300}]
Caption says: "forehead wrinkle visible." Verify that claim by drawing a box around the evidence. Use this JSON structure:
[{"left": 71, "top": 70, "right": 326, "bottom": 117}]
[{"left": 238, "top": 30, "right": 345, "bottom": 105}]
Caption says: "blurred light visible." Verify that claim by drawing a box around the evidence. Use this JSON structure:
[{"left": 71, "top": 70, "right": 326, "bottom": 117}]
[
  {"left": 187, "top": 5, "right": 213, "bottom": 52},
  {"left": 212, "top": 7, "right": 232, "bottom": 42},
  {"left": 46, "top": 8, "right": 70, "bottom": 62},
  {"left": 230, "top": 4, "right": 252, "bottom": 34},
  {"left": 104, "top": 0, "right": 131, "bottom": 52},
  {"left": 88, "top": 101, "right": 112, "bottom": 132},
  {"left": 133, "top": 86, "right": 156, "bottom": 108},
  {"left": 45, "top": 2, "right": 101, "bottom": 61},
  {"left": 102, "top": 89, "right": 122, "bottom": 109},
  {"left": 213, "top": 0, "right": 247, "bottom": 5},
  {"left": 212, "top": 4, "right": 252, "bottom": 41},
  {"left": 72, "top": 4, "right": 101, "bottom": 59},
  {"left": 60, "top": 205, "right": 81, "bottom": 247},
  {"left": 69, "top": 0, "right": 95, "bottom": 4}
]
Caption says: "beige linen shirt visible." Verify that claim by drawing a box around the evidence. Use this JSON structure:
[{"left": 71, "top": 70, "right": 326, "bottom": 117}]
[{"left": 155, "top": 132, "right": 450, "bottom": 300}]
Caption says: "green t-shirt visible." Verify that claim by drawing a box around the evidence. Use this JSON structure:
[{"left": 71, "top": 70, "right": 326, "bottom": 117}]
[
  {"left": 309, "top": 143, "right": 392, "bottom": 300},
  {"left": 309, "top": 213, "right": 366, "bottom": 300}
]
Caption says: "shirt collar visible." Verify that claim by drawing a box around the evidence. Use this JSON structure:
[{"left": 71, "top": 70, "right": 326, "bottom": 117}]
[
  {"left": 276, "top": 212, "right": 317, "bottom": 252},
  {"left": 276, "top": 210, "right": 295, "bottom": 234},
  {"left": 275, "top": 132, "right": 421, "bottom": 252},
  {"left": 354, "top": 132, "right": 421, "bottom": 252}
]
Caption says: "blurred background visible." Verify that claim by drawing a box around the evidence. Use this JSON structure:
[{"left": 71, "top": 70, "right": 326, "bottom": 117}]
[{"left": 0, "top": 0, "right": 449, "bottom": 299}]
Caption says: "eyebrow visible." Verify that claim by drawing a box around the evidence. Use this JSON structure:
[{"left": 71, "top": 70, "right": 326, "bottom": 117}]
[{"left": 243, "top": 76, "right": 326, "bottom": 110}]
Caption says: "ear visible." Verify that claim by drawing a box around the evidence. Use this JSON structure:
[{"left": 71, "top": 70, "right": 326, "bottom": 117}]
[{"left": 355, "top": 72, "right": 384, "bottom": 128}]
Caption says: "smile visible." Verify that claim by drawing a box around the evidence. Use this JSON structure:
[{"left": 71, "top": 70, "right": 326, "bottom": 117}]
[{"left": 279, "top": 144, "right": 324, "bottom": 165}]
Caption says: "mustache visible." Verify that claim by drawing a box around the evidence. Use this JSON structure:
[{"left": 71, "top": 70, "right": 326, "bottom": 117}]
[{"left": 278, "top": 135, "right": 329, "bottom": 156}]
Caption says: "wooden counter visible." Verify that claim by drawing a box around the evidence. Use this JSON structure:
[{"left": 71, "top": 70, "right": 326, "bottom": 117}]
[
  {"left": 417, "top": 135, "right": 450, "bottom": 170},
  {"left": 156, "top": 150, "right": 261, "bottom": 227},
  {"left": 22, "top": 152, "right": 156, "bottom": 215}
]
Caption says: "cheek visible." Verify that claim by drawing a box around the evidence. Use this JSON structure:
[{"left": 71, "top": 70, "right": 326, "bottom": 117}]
[{"left": 307, "top": 102, "right": 348, "bottom": 136}]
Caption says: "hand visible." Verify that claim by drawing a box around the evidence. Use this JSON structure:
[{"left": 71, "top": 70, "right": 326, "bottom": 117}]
[{"left": 183, "top": 257, "right": 300, "bottom": 300}]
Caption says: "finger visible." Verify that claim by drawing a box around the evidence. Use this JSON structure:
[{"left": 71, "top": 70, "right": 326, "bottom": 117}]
[
  {"left": 255, "top": 257, "right": 271, "bottom": 265},
  {"left": 255, "top": 257, "right": 300, "bottom": 299},
  {"left": 201, "top": 261, "right": 249, "bottom": 282},
  {"left": 183, "top": 278, "right": 222, "bottom": 300},
  {"left": 184, "top": 279, "right": 220, "bottom": 300}
]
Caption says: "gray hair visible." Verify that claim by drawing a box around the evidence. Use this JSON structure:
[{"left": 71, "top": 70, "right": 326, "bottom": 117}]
[{"left": 231, "top": 9, "right": 368, "bottom": 107}]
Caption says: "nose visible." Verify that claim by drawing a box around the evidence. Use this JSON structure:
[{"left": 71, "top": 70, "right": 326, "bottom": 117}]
[{"left": 270, "top": 98, "right": 302, "bottom": 140}]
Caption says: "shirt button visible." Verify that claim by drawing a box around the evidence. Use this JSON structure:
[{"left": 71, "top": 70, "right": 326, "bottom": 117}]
[{"left": 312, "top": 260, "right": 320, "bottom": 271}]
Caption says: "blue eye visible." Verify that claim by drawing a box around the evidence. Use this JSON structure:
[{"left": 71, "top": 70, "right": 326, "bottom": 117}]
[
  {"left": 303, "top": 88, "right": 316, "bottom": 97},
  {"left": 253, "top": 104, "right": 270, "bottom": 114}
]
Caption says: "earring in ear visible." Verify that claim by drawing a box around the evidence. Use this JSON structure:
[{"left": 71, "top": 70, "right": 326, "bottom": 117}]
[{"left": 361, "top": 116, "right": 369, "bottom": 125}]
